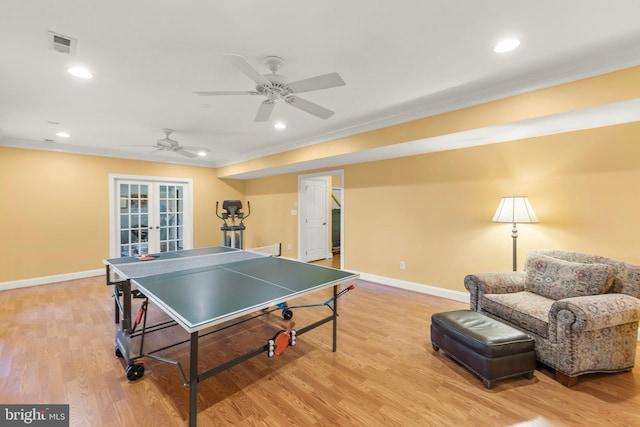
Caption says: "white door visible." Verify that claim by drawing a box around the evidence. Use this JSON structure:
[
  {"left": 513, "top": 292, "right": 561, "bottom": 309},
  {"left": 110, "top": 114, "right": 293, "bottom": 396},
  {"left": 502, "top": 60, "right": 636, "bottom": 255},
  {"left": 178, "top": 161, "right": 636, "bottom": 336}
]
[
  {"left": 111, "top": 176, "right": 193, "bottom": 257},
  {"left": 302, "top": 178, "right": 328, "bottom": 262}
]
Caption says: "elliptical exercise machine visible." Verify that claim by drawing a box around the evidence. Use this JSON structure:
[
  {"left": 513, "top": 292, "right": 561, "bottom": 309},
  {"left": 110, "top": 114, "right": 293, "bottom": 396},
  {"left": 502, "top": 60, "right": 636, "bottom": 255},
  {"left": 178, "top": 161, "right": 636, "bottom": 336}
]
[{"left": 216, "top": 200, "right": 250, "bottom": 249}]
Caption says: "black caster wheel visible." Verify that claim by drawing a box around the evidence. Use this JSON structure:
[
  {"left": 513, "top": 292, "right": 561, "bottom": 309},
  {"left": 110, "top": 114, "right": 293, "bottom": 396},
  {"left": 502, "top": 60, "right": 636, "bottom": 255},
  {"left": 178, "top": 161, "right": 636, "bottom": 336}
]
[
  {"left": 282, "top": 308, "right": 294, "bottom": 320},
  {"left": 126, "top": 363, "right": 145, "bottom": 381},
  {"left": 115, "top": 346, "right": 123, "bottom": 358}
]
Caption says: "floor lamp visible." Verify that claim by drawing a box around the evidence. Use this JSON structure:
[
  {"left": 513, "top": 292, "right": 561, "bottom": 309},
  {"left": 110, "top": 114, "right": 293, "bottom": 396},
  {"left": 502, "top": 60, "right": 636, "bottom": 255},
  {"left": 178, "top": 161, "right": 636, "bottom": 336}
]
[{"left": 492, "top": 196, "right": 538, "bottom": 271}]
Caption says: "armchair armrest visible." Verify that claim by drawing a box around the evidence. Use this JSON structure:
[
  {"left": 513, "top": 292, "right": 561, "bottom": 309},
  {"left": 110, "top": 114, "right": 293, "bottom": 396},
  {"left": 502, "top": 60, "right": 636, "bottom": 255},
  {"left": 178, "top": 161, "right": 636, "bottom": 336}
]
[
  {"left": 550, "top": 294, "right": 640, "bottom": 333},
  {"left": 464, "top": 272, "right": 526, "bottom": 311}
]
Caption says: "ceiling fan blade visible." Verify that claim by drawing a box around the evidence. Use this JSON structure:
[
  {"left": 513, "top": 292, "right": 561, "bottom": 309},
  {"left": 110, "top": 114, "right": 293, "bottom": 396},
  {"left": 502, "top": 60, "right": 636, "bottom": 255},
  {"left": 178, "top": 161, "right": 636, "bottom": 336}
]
[
  {"left": 175, "top": 149, "right": 197, "bottom": 158},
  {"left": 287, "top": 72, "right": 345, "bottom": 94},
  {"left": 194, "top": 90, "right": 259, "bottom": 96},
  {"left": 286, "top": 96, "right": 334, "bottom": 120},
  {"left": 223, "top": 54, "right": 271, "bottom": 86},
  {"left": 179, "top": 146, "right": 211, "bottom": 152},
  {"left": 254, "top": 101, "right": 276, "bottom": 122},
  {"left": 121, "top": 144, "right": 155, "bottom": 147}
]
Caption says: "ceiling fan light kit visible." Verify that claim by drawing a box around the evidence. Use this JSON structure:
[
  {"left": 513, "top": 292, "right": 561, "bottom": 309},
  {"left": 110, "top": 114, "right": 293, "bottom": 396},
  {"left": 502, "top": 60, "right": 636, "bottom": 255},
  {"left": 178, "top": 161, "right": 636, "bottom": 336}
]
[
  {"left": 194, "top": 53, "right": 346, "bottom": 122},
  {"left": 121, "top": 129, "right": 211, "bottom": 158}
]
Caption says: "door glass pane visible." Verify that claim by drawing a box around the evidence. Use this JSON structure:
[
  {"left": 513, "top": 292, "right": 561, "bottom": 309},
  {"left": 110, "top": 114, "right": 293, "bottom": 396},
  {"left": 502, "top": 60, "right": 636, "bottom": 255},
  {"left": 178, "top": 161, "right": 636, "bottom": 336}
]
[
  {"left": 117, "top": 182, "right": 148, "bottom": 257},
  {"left": 156, "top": 184, "right": 185, "bottom": 253},
  {"left": 140, "top": 228, "right": 148, "bottom": 243}
]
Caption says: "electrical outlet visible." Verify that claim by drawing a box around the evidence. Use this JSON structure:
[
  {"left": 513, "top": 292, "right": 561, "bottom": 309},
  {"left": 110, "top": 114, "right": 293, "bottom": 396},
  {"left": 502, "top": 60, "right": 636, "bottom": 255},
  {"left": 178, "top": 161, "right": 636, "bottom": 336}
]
[
  {"left": 400, "top": 261, "right": 406, "bottom": 270},
  {"left": 287, "top": 243, "right": 291, "bottom": 250}
]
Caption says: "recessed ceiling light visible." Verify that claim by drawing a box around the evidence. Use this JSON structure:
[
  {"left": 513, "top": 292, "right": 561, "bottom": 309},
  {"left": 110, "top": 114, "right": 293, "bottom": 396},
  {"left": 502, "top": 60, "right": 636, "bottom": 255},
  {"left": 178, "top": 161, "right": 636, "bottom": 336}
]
[
  {"left": 56, "top": 131, "right": 70, "bottom": 138},
  {"left": 493, "top": 38, "right": 520, "bottom": 53},
  {"left": 197, "top": 151, "right": 207, "bottom": 157},
  {"left": 68, "top": 66, "right": 93, "bottom": 79},
  {"left": 274, "top": 122, "right": 286, "bottom": 129}
]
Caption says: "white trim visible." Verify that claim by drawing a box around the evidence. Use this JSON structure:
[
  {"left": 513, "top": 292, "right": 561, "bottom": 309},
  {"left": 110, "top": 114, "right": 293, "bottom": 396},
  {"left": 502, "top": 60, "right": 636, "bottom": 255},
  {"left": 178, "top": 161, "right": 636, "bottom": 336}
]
[
  {"left": 0, "top": 269, "right": 104, "bottom": 291},
  {"left": 2, "top": 266, "right": 638, "bottom": 341},
  {"left": 357, "top": 273, "right": 640, "bottom": 341},
  {"left": 356, "top": 272, "right": 470, "bottom": 304}
]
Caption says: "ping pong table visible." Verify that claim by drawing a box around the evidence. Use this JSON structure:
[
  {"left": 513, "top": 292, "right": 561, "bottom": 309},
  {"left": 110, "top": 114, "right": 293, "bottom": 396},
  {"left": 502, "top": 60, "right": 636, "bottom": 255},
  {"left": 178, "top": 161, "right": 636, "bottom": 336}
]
[{"left": 104, "top": 245, "right": 358, "bottom": 427}]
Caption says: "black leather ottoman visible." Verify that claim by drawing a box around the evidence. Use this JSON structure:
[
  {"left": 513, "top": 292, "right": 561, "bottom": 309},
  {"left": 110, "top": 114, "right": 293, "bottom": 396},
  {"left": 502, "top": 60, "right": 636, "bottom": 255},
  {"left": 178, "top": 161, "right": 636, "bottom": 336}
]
[{"left": 430, "top": 310, "right": 536, "bottom": 389}]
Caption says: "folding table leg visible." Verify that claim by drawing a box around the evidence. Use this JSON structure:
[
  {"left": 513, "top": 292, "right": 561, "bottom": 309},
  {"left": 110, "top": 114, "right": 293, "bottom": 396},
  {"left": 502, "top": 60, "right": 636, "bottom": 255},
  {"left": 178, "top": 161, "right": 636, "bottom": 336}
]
[
  {"left": 332, "top": 284, "right": 338, "bottom": 352},
  {"left": 189, "top": 331, "right": 199, "bottom": 427}
]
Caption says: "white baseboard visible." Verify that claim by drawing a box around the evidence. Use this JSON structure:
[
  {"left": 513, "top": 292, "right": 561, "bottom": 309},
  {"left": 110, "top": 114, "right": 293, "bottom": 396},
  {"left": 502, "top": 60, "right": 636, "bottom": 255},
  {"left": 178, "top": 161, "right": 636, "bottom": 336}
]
[
  {"left": 356, "top": 272, "right": 470, "bottom": 304},
  {"left": 355, "top": 272, "right": 640, "bottom": 341},
  {"left": 3, "top": 267, "right": 638, "bottom": 341},
  {"left": 0, "top": 269, "right": 104, "bottom": 291}
]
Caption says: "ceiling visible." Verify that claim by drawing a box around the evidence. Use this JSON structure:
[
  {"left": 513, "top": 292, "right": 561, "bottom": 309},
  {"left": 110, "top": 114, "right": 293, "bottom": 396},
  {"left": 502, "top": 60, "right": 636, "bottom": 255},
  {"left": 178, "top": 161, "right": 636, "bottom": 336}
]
[{"left": 2, "top": 1, "right": 640, "bottom": 178}]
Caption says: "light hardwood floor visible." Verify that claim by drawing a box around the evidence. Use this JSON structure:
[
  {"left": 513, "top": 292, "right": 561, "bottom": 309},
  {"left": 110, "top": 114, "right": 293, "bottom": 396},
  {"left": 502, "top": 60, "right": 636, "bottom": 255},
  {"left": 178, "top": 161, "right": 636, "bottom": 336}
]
[{"left": 1, "top": 275, "right": 639, "bottom": 426}]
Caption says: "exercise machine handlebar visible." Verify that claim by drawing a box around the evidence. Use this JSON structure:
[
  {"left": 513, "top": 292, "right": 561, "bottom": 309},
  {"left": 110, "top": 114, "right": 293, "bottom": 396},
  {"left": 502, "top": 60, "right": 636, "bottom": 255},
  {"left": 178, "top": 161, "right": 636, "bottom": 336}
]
[{"left": 216, "top": 200, "right": 250, "bottom": 249}]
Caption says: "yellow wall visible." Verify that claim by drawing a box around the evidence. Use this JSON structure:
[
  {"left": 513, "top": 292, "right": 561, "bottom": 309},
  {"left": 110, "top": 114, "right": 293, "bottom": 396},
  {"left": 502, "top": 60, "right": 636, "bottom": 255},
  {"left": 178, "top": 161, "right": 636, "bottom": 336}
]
[
  {"left": 242, "top": 174, "right": 299, "bottom": 257},
  {"left": 218, "top": 65, "right": 640, "bottom": 179},
  {"left": 241, "top": 121, "right": 640, "bottom": 293},
  {"left": 345, "top": 122, "right": 640, "bottom": 291},
  {"left": 0, "top": 147, "right": 244, "bottom": 282},
  {"left": 3, "top": 65, "right": 640, "bottom": 295}
]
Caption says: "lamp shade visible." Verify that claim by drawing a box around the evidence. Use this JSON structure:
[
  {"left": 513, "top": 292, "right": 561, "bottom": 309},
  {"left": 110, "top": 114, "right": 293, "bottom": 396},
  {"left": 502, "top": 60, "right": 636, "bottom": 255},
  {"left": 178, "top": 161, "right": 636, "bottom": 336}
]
[{"left": 492, "top": 196, "right": 538, "bottom": 224}]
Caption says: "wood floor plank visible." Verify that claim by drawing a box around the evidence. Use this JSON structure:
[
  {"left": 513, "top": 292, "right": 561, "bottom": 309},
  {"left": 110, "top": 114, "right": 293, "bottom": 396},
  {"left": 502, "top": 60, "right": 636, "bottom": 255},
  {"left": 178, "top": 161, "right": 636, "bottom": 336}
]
[{"left": 0, "top": 276, "right": 639, "bottom": 426}]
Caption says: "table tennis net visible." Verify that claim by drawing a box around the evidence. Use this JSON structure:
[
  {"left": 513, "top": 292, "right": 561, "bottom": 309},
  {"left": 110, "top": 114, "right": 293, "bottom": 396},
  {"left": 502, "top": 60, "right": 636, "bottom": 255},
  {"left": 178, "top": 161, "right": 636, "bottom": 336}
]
[{"left": 112, "top": 244, "right": 281, "bottom": 279}]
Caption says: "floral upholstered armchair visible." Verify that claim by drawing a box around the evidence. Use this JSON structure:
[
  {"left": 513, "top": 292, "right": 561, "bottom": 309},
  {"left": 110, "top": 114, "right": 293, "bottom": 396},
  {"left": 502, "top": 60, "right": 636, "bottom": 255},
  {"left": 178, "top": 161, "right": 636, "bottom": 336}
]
[{"left": 464, "top": 250, "right": 640, "bottom": 386}]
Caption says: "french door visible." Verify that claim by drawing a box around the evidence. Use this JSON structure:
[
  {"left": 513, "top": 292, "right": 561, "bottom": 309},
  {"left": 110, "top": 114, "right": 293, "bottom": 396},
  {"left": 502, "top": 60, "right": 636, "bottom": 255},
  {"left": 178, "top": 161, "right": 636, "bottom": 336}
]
[{"left": 110, "top": 175, "right": 193, "bottom": 258}]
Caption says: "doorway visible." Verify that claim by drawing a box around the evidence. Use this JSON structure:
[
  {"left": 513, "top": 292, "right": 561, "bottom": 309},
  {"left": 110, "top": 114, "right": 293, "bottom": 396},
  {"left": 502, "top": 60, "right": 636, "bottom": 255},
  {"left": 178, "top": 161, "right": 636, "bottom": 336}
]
[
  {"left": 109, "top": 174, "right": 193, "bottom": 258},
  {"left": 298, "top": 170, "right": 344, "bottom": 268}
]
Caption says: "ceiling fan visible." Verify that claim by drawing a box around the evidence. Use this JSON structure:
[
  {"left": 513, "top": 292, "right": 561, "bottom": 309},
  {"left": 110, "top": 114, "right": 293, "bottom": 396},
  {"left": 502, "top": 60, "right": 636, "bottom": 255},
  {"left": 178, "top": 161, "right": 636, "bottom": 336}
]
[
  {"left": 123, "top": 129, "right": 211, "bottom": 158},
  {"left": 194, "top": 54, "right": 346, "bottom": 122}
]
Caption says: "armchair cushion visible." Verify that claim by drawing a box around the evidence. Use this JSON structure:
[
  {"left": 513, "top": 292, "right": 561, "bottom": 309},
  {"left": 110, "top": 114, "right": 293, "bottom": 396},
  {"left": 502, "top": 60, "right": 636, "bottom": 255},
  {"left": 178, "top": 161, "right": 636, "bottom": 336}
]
[
  {"left": 524, "top": 252, "right": 615, "bottom": 300},
  {"left": 481, "top": 292, "right": 554, "bottom": 338},
  {"left": 532, "top": 250, "right": 640, "bottom": 298}
]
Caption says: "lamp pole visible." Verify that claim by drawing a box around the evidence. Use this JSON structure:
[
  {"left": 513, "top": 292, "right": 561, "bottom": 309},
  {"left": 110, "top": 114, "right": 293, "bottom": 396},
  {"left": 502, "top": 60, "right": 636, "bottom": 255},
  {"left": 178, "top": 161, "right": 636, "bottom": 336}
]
[{"left": 511, "top": 222, "right": 518, "bottom": 272}]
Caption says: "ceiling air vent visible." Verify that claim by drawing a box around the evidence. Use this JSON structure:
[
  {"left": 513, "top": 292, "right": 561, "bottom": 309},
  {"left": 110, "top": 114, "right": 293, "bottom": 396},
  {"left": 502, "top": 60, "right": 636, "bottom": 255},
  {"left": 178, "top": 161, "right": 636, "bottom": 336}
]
[{"left": 48, "top": 31, "right": 77, "bottom": 55}]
